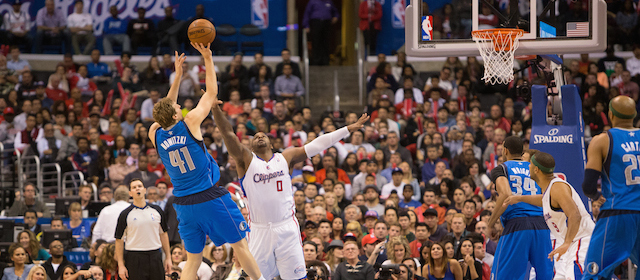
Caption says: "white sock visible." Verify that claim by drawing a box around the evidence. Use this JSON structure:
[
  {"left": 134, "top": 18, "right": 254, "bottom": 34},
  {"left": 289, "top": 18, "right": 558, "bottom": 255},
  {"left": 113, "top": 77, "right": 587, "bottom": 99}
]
[{"left": 257, "top": 276, "right": 266, "bottom": 280}]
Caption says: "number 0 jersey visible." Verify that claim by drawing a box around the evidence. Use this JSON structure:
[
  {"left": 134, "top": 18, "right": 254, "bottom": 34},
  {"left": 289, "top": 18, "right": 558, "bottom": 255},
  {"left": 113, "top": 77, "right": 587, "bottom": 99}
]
[
  {"left": 602, "top": 127, "right": 640, "bottom": 211},
  {"left": 240, "top": 153, "right": 295, "bottom": 224},
  {"left": 156, "top": 121, "right": 222, "bottom": 198},
  {"left": 494, "top": 160, "right": 544, "bottom": 224},
  {"left": 542, "top": 177, "right": 595, "bottom": 244}
]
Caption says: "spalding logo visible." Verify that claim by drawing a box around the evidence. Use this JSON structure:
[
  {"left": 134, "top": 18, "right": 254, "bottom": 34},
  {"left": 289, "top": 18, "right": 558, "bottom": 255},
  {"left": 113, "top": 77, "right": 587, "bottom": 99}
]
[
  {"left": 239, "top": 221, "right": 248, "bottom": 231},
  {"left": 587, "top": 262, "right": 599, "bottom": 275},
  {"left": 189, "top": 29, "right": 205, "bottom": 36},
  {"left": 548, "top": 128, "right": 559, "bottom": 136}
]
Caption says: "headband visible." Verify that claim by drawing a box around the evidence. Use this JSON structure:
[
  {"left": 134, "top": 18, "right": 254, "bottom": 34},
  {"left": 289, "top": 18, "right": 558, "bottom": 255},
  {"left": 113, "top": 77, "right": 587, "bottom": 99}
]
[
  {"left": 531, "top": 155, "right": 554, "bottom": 174},
  {"left": 609, "top": 101, "right": 637, "bottom": 119}
]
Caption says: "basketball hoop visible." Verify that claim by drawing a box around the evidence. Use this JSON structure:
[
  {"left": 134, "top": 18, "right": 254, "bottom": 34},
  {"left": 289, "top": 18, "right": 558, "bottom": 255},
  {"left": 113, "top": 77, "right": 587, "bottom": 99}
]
[{"left": 472, "top": 28, "right": 524, "bottom": 85}]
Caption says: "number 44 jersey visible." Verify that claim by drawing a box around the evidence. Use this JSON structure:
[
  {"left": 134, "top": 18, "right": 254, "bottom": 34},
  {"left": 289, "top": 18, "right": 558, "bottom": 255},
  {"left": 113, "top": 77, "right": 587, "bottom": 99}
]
[
  {"left": 156, "top": 121, "right": 222, "bottom": 198},
  {"left": 499, "top": 160, "right": 544, "bottom": 224},
  {"left": 602, "top": 128, "right": 640, "bottom": 211}
]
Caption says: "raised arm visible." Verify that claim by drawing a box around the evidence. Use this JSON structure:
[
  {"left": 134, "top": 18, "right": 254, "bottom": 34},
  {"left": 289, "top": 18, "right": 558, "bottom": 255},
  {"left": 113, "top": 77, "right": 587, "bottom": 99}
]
[
  {"left": 185, "top": 43, "right": 219, "bottom": 126},
  {"left": 211, "top": 101, "right": 253, "bottom": 177},
  {"left": 282, "top": 114, "right": 369, "bottom": 166},
  {"left": 166, "top": 51, "right": 187, "bottom": 103}
]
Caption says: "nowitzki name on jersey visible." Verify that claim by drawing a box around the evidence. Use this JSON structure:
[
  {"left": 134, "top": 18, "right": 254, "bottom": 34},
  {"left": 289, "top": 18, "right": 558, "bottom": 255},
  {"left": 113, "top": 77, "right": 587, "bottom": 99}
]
[
  {"left": 620, "top": 141, "right": 640, "bottom": 153},
  {"left": 160, "top": 136, "right": 187, "bottom": 150}
]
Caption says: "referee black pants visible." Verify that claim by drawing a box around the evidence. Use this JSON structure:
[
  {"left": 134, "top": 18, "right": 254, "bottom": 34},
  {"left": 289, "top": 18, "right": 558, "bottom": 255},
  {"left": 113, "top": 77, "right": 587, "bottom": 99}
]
[{"left": 124, "top": 249, "right": 165, "bottom": 280}]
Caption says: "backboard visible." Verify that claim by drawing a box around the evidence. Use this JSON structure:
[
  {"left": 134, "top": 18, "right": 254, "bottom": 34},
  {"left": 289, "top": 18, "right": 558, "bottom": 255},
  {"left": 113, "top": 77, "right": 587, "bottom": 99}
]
[{"left": 405, "top": 0, "right": 607, "bottom": 57}]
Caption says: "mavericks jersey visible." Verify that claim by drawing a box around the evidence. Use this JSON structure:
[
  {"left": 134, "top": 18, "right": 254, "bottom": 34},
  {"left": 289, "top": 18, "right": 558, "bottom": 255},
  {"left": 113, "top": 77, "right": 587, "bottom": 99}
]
[
  {"left": 156, "top": 121, "right": 221, "bottom": 197},
  {"left": 602, "top": 128, "right": 640, "bottom": 211},
  {"left": 240, "top": 153, "right": 295, "bottom": 224},
  {"left": 542, "top": 177, "right": 595, "bottom": 244},
  {"left": 500, "top": 160, "right": 544, "bottom": 224}
]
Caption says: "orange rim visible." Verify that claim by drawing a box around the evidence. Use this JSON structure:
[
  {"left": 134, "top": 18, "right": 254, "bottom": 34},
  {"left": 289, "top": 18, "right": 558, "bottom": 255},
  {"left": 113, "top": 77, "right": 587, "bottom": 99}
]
[{"left": 472, "top": 28, "right": 524, "bottom": 51}]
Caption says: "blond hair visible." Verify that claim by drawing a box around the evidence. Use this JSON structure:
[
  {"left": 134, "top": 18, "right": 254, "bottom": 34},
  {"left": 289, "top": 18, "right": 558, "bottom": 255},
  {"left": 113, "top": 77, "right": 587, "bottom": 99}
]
[
  {"left": 26, "top": 265, "right": 46, "bottom": 280},
  {"left": 386, "top": 236, "right": 411, "bottom": 263},
  {"left": 153, "top": 98, "right": 177, "bottom": 128},
  {"left": 68, "top": 202, "right": 82, "bottom": 214}
]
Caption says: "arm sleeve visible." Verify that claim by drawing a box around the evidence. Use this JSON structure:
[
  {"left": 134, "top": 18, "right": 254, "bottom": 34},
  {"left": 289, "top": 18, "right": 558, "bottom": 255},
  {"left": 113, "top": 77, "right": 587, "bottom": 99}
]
[
  {"left": 583, "top": 168, "right": 602, "bottom": 200},
  {"left": 304, "top": 126, "right": 350, "bottom": 158},
  {"left": 490, "top": 164, "right": 506, "bottom": 184},
  {"left": 114, "top": 207, "right": 131, "bottom": 239},
  {"left": 152, "top": 205, "right": 169, "bottom": 232}
]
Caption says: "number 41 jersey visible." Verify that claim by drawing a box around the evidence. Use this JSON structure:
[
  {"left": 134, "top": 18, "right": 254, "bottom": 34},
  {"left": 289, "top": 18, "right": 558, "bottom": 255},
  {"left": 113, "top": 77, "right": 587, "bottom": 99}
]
[
  {"left": 602, "top": 127, "right": 640, "bottom": 211},
  {"left": 156, "top": 121, "right": 222, "bottom": 198}
]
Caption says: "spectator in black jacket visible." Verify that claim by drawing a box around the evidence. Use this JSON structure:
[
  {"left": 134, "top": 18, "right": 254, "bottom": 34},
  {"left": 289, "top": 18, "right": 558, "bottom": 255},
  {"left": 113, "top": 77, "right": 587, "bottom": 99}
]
[
  {"left": 275, "top": 49, "right": 301, "bottom": 78},
  {"left": 333, "top": 241, "right": 375, "bottom": 280},
  {"left": 127, "top": 8, "right": 157, "bottom": 55},
  {"left": 43, "top": 240, "right": 82, "bottom": 280},
  {"left": 156, "top": 6, "right": 181, "bottom": 55}
]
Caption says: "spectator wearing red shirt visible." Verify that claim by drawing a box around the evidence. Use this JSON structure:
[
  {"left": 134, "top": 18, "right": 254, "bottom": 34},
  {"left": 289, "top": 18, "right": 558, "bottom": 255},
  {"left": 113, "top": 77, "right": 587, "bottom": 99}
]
[
  {"left": 315, "top": 154, "right": 351, "bottom": 185},
  {"left": 414, "top": 188, "right": 446, "bottom": 225},
  {"left": 69, "top": 65, "right": 97, "bottom": 97},
  {"left": 222, "top": 90, "right": 244, "bottom": 119},
  {"left": 409, "top": 223, "right": 431, "bottom": 258},
  {"left": 146, "top": 149, "right": 165, "bottom": 177},
  {"left": 46, "top": 74, "right": 68, "bottom": 102},
  {"left": 358, "top": 0, "right": 382, "bottom": 55}
]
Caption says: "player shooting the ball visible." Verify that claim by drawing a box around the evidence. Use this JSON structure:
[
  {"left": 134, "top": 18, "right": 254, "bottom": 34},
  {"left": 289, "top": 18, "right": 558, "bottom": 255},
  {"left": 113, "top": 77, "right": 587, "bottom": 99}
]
[{"left": 149, "top": 43, "right": 266, "bottom": 280}]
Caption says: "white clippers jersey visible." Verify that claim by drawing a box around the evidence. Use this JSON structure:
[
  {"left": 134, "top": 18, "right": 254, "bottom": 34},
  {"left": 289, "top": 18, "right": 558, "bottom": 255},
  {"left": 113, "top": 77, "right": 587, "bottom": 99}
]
[
  {"left": 542, "top": 177, "right": 595, "bottom": 244},
  {"left": 241, "top": 153, "right": 295, "bottom": 224}
]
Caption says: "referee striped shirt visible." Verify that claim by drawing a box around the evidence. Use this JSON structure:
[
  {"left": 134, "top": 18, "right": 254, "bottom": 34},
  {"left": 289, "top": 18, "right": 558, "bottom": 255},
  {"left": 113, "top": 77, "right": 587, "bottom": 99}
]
[{"left": 115, "top": 203, "right": 168, "bottom": 251}]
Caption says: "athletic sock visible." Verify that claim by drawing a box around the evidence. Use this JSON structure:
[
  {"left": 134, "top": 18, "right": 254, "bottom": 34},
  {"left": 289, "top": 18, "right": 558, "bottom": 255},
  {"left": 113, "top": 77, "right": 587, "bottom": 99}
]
[{"left": 257, "top": 276, "right": 266, "bottom": 280}]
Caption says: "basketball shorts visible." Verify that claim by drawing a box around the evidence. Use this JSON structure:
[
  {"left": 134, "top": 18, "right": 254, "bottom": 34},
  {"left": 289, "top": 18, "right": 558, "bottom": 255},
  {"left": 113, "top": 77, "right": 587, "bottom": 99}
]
[
  {"left": 553, "top": 236, "right": 590, "bottom": 280},
  {"left": 582, "top": 211, "right": 640, "bottom": 280},
  {"left": 491, "top": 217, "right": 554, "bottom": 280},
  {"left": 173, "top": 193, "right": 249, "bottom": 253},
  {"left": 248, "top": 218, "right": 306, "bottom": 280}
]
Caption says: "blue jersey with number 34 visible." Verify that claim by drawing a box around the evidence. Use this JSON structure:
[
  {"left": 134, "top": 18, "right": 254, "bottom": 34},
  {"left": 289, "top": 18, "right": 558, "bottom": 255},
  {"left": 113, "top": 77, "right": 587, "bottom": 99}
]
[
  {"left": 156, "top": 121, "right": 220, "bottom": 197},
  {"left": 500, "top": 160, "right": 543, "bottom": 223},
  {"left": 601, "top": 128, "right": 640, "bottom": 211}
]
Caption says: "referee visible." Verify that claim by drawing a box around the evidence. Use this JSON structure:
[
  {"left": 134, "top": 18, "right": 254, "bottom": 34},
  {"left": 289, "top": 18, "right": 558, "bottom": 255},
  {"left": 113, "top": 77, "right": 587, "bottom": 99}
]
[{"left": 115, "top": 178, "right": 172, "bottom": 280}]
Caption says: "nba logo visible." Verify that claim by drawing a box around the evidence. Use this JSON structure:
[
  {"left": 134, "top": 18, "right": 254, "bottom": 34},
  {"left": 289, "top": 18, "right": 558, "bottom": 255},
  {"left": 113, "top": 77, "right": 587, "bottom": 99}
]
[
  {"left": 421, "top": 16, "right": 433, "bottom": 40},
  {"left": 554, "top": 172, "right": 567, "bottom": 180},
  {"left": 391, "top": 0, "right": 405, "bottom": 28},
  {"left": 251, "top": 0, "right": 269, "bottom": 29}
]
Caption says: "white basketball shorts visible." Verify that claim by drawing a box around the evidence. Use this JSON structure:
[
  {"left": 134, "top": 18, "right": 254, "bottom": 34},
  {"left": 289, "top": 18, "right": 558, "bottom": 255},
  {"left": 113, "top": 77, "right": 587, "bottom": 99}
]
[{"left": 248, "top": 217, "right": 306, "bottom": 280}]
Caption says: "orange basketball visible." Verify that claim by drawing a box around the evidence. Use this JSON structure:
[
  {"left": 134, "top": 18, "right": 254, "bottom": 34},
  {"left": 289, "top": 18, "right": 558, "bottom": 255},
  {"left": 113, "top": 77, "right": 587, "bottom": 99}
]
[{"left": 188, "top": 19, "right": 216, "bottom": 45}]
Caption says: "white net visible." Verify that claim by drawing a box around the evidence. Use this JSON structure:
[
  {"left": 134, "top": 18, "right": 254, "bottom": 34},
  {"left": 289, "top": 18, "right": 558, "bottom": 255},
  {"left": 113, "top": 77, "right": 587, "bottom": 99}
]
[{"left": 472, "top": 29, "right": 524, "bottom": 85}]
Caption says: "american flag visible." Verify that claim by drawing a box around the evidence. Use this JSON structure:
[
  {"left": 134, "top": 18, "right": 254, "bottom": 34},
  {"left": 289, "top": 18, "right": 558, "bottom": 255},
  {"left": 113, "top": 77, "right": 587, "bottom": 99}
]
[{"left": 566, "top": 22, "right": 589, "bottom": 37}]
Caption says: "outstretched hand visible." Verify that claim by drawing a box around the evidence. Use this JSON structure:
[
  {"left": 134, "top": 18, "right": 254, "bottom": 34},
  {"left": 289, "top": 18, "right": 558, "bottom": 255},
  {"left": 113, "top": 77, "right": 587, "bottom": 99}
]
[
  {"left": 347, "top": 113, "right": 370, "bottom": 133},
  {"left": 502, "top": 195, "right": 520, "bottom": 207},
  {"left": 174, "top": 51, "right": 186, "bottom": 76},
  {"left": 191, "top": 42, "right": 212, "bottom": 58}
]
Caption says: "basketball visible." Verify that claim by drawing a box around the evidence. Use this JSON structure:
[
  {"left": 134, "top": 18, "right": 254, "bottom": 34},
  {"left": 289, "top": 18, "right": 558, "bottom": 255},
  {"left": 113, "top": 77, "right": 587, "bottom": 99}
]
[{"left": 187, "top": 19, "right": 216, "bottom": 45}]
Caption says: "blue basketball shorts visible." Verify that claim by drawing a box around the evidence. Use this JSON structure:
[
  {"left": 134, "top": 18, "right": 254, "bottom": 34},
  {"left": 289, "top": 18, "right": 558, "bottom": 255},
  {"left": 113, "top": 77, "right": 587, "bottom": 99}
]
[
  {"left": 582, "top": 211, "right": 640, "bottom": 280},
  {"left": 173, "top": 193, "right": 249, "bottom": 254},
  {"left": 491, "top": 217, "right": 554, "bottom": 280}
]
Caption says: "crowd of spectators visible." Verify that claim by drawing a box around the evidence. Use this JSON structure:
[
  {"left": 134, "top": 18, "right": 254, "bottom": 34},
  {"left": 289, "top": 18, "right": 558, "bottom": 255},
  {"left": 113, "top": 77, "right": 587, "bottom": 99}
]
[{"left": 1, "top": 1, "right": 638, "bottom": 279}]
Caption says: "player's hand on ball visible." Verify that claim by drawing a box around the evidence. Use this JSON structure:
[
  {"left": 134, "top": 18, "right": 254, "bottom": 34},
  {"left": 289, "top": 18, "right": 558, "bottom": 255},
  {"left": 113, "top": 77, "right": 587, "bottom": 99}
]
[
  {"left": 118, "top": 265, "right": 129, "bottom": 280},
  {"left": 174, "top": 51, "right": 187, "bottom": 76},
  {"left": 191, "top": 42, "right": 212, "bottom": 57},
  {"left": 548, "top": 243, "right": 570, "bottom": 261},
  {"left": 347, "top": 113, "right": 370, "bottom": 133}
]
